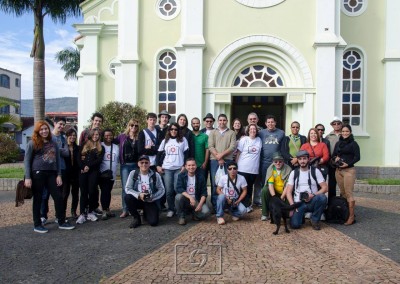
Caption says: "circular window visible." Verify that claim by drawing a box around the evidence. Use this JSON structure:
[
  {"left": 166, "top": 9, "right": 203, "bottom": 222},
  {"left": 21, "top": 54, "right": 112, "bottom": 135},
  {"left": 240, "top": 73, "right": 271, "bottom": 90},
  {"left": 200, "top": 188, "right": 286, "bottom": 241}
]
[
  {"left": 235, "top": 0, "right": 285, "bottom": 9},
  {"left": 156, "top": 0, "right": 181, "bottom": 20},
  {"left": 341, "top": 0, "right": 368, "bottom": 17}
]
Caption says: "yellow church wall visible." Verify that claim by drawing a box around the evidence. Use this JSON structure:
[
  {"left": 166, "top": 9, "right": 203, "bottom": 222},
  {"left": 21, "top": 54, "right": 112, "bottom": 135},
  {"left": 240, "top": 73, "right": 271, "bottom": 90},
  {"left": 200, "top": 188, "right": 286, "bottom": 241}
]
[
  {"left": 98, "top": 35, "right": 118, "bottom": 106},
  {"left": 341, "top": 1, "right": 386, "bottom": 166}
]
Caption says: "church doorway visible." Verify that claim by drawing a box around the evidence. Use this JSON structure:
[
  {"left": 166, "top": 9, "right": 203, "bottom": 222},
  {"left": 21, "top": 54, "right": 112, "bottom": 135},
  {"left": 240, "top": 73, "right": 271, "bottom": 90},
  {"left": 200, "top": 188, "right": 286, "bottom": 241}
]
[{"left": 231, "top": 95, "right": 286, "bottom": 131}]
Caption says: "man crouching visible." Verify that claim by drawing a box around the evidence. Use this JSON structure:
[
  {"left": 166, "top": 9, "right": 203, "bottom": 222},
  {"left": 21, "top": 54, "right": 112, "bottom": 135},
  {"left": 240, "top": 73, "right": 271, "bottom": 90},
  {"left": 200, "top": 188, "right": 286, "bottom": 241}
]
[
  {"left": 216, "top": 161, "right": 247, "bottom": 225},
  {"left": 125, "top": 155, "right": 165, "bottom": 228},
  {"left": 175, "top": 158, "right": 211, "bottom": 225}
]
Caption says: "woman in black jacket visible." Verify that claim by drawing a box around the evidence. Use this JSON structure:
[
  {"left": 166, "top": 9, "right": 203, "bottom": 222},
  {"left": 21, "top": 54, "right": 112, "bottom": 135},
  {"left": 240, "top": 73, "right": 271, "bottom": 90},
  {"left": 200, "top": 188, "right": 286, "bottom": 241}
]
[
  {"left": 281, "top": 121, "right": 307, "bottom": 169},
  {"left": 332, "top": 124, "right": 360, "bottom": 225}
]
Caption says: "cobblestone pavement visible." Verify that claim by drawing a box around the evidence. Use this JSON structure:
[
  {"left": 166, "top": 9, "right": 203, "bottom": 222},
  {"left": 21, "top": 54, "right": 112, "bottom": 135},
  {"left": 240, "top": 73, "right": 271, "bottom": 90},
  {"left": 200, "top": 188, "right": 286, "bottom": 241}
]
[{"left": 1, "top": 190, "right": 399, "bottom": 283}]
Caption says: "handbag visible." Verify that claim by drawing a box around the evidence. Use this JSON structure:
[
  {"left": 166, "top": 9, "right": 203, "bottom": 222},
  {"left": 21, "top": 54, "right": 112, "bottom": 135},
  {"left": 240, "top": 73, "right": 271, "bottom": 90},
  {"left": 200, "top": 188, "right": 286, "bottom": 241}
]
[
  {"left": 100, "top": 144, "right": 113, "bottom": 180},
  {"left": 15, "top": 178, "right": 33, "bottom": 207}
]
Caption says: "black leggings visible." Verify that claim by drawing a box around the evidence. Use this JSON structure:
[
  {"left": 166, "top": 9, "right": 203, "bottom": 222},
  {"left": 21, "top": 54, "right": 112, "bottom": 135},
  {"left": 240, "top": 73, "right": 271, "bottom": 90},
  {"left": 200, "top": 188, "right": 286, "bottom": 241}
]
[
  {"left": 32, "top": 170, "right": 65, "bottom": 227},
  {"left": 79, "top": 170, "right": 99, "bottom": 214},
  {"left": 62, "top": 173, "right": 79, "bottom": 214},
  {"left": 98, "top": 177, "right": 114, "bottom": 210},
  {"left": 238, "top": 171, "right": 257, "bottom": 207}
]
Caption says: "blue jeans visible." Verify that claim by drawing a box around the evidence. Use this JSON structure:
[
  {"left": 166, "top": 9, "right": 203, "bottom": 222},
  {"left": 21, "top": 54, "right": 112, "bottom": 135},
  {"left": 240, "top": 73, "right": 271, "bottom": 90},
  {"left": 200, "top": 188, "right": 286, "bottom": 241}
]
[
  {"left": 209, "top": 160, "right": 230, "bottom": 209},
  {"left": 120, "top": 163, "right": 137, "bottom": 212},
  {"left": 216, "top": 194, "right": 247, "bottom": 218},
  {"left": 163, "top": 169, "right": 181, "bottom": 212},
  {"left": 290, "top": 194, "right": 327, "bottom": 229}
]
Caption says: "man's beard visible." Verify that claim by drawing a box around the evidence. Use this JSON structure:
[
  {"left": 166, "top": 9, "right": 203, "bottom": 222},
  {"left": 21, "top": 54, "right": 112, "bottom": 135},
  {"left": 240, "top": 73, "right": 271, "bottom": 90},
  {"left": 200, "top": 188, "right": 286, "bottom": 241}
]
[{"left": 192, "top": 126, "right": 200, "bottom": 131}]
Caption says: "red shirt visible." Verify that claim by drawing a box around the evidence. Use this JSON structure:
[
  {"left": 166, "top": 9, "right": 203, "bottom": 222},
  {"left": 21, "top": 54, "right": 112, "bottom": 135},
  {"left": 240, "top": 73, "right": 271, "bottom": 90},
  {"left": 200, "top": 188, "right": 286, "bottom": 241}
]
[{"left": 300, "top": 142, "right": 330, "bottom": 165}]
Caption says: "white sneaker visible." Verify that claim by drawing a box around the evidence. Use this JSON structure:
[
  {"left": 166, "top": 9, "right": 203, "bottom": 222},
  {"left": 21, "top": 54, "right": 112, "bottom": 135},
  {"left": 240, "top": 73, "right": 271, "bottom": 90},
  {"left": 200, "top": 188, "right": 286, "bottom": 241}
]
[
  {"left": 246, "top": 206, "right": 253, "bottom": 213},
  {"left": 305, "top": 212, "right": 312, "bottom": 219},
  {"left": 232, "top": 216, "right": 240, "bottom": 221},
  {"left": 76, "top": 214, "right": 86, "bottom": 224},
  {"left": 320, "top": 213, "right": 326, "bottom": 221},
  {"left": 166, "top": 211, "right": 175, "bottom": 218},
  {"left": 261, "top": 215, "right": 268, "bottom": 221},
  {"left": 87, "top": 212, "right": 98, "bottom": 222}
]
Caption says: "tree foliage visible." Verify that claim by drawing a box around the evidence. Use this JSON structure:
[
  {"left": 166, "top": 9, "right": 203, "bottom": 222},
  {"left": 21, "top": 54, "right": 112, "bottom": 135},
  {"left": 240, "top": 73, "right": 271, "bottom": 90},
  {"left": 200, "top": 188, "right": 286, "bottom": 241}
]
[
  {"left": 55, "top": 47, "right": 80, "bottom": 80},
  {"left": 0, "top": 98, "right": 22, "bottom": 131},
  {"left": 0, "top": 133, "right": 20, "bottom": 164},
  {"left": 96, "top": 102, "right": 148, "bottom": 135}
]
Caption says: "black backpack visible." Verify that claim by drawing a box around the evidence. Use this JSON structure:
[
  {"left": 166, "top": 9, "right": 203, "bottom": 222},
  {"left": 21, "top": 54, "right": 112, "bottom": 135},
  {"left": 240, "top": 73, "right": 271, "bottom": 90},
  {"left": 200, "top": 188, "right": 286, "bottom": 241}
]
[
  {"left": 293, "top": 166, "right": 321, "bottom": 191},
  {"left": 325, "top": 196, "right": 349, "bottom": 224}
]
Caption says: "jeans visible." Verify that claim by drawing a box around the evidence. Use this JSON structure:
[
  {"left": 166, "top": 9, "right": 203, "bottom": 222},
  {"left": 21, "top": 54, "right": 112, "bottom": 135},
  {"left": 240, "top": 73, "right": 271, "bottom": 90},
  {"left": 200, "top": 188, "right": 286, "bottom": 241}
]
[
  {"left": 209, "top": 160, "right": 230, "bottom": 209},
  {"left": 290, "top": 194, "right": 327, "bottom": 229},
  {"left": 120, "top": 163, "right": 137, "bottom": 212},
  {"left": 175, "top": 193, "right": 210, "bottom": 219},
  {"left": 125, "top": 194, "right": 159, "bottom": 226},
  {"left": 163, "top": 169, "right": 181, "bottom": 212},
  {"left": 99, "top": 177, "right": 115, "bottom": 210},
  {"left": 238, "top": 172, "right": 257, "bottom": 207},
  {"left": 32, "top": 170, "right": 65, "bottom": 227},
  {"left": 216, "top": 194, "right": 247, "bottom": 218}
]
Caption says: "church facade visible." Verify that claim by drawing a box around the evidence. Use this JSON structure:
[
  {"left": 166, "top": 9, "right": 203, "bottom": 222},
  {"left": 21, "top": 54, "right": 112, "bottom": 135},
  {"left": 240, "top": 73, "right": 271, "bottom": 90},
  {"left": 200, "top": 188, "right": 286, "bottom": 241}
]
[{"left": 74, "top": 0, "right": 400, "bottom": 175}]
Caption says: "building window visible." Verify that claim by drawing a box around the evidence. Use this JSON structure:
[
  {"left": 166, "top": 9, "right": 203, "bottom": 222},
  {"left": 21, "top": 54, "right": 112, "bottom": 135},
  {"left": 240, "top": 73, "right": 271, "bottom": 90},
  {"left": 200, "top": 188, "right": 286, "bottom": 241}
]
[
  {"left": 15, "top": 78, "right": 20, "bottom": 87},
  {"left": 233, "top": 65, "right": 284, "bottom": 87},
  {"left": 0, "top": 105, "right": 10, "bottom": 114},
  {"left": 342, "top": 50, "right": 363, "bottom": 127},
  {"left": 0, "top": 74, "right": 10, "bottom": 88},
  {"left": 156, "top": 0, "right": 181, "bottom": 20},
  {"left": 158, "top": 51, "right": 177, "bottom": 122},
  {"left": 341, "top": 0, "right": 368, "bottom": 17}
]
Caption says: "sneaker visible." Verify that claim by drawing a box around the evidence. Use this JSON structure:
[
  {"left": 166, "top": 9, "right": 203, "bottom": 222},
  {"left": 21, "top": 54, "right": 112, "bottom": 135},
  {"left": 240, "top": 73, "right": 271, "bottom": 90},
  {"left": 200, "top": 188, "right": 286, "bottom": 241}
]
[
  {"left": 217, "top": 217, "right": 225, "bottom": 225},
  {"left": 76, "top": 214, "right": 86, "bottom": 224},
  {"left": 192, "top": 214, "right": 200, "bottom": 221},
  {"left": 311, "top": 221, "right": 321, "bottom": 230},
  {"left": 40, "top": 217, "right": 47, "bottom": 226},
  {"left": 106, "top": 210, "right": 116, "bottom": 218},
  {"left": 59, "top": 222, "right": 75, "bottom": 230},
  {"left": 232, "top": 216, "right": 240, "bottom": 221},
  {"left": 320, "top": 213, "right": 326, "bottom": 221},
  {"left": 261, "top": 215, "right": 269, "bottom": 221},
  {"left": 178, "top": 217, "right": 186, "bottom": 225},
  {"left": 102, "top": 212, "right": 109, "bottom": 221},
  {"left": 120, "top": 211, "right": 129, "bottom": 218},
  {"left": 34, "top": 226, "right": 48, "bottom": 233},
  {"left": 305, "top": 212, "right": 312, "bottom": 219},
  {"left": 129, "top": 217, "right": 142, "bottom": 228},
  {"left": 87, "top": 212, "right": 98, "bottom": 222},
  {"left": 55, "top": 218, "right": 58, "bottom": 224},
  {"left": 246, "top": 206, "right": 254, "bottom": 213},
  {"left": 93, "top": 208, "right": 103, "bottom": 215},
  {"left": 166, "top": 211, "right": 175, "bottom": 218}
]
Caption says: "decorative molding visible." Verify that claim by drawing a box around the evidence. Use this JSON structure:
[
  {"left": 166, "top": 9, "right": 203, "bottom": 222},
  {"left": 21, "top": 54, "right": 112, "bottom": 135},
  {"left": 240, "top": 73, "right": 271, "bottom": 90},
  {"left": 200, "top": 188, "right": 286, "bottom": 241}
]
[{"left": 235, "top": 0, "right": 285, "bottom": 9}]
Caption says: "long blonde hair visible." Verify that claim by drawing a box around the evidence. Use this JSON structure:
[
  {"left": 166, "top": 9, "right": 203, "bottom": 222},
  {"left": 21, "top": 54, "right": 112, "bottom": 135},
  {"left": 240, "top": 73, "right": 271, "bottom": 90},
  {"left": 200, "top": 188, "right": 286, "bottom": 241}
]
[
  {"left": 123, "top": 119, "right": 140, "bottom": 139},
  {"left": 81, "top": 129, "right": 102, "bottom": 155}
]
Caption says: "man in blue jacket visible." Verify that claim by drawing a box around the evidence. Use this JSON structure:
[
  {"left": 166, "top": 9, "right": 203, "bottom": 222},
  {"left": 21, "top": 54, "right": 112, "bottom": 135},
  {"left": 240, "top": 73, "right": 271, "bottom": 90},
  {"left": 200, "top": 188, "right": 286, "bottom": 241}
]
[{"left": 175, "top": 158, "right": 210, "bottom": 225}]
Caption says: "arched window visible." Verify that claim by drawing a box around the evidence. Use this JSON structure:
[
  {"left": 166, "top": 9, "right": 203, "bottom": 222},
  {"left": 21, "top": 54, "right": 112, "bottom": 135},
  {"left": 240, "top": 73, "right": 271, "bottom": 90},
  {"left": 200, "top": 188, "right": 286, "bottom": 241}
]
[
  {"left": 342, "top": 50, "right": 363, "bottom": 127},
  {"left": 0, "top": 74, "right": 10, "bottom": 88},
  {"left": 158, "top": 51, "right": 177, "bottom": 121},
  {"left": 233, "top": 65, "right": 284, "bottom": 87}
]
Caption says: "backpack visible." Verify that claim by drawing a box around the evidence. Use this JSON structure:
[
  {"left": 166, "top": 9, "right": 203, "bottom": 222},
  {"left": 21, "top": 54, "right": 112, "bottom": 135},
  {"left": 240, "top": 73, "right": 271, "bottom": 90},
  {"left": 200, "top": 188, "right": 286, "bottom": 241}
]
[
  {"left": 132, "top": 170, "right": 157, "bottom": 192},
  {"left": 293, "top": 166, "right": 321, "bottom": 191},
  {"left": 325, "top": 196, "right": 349, "bottom": 224}
]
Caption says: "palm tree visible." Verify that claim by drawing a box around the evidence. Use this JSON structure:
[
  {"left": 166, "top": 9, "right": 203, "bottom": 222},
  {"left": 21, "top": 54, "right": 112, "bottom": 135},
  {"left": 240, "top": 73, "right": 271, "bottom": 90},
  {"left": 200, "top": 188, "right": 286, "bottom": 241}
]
[
  {"left": 0, "top": 98, "right": 21, "bottom": 132},
  {"left": 55, "top": 47, "right": 80, "bottom": 80},
  {"left": 0, "top": 0, "right": 81, "bottom": 122}
]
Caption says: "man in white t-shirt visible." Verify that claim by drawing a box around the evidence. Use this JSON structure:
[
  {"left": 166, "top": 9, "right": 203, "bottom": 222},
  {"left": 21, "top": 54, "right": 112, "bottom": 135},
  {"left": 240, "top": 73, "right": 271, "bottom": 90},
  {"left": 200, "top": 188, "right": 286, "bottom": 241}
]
[
  {"left": 175, "top": 158, "right": 210, "bottom": 225},
  {"left": 137, "top": 113, "right": 162, "bottom": 171},
  {"left": 285, "top": 150, "right": 328, "bottom": 230},
  {"left": 99, "top": 129, "right": 120, "bottom": 220},
  {"left": 215, "top": 161, "right": 247, "bottom": 225},
  {"left": 124, "top": 155, "right": 165, "bottom": 228}
]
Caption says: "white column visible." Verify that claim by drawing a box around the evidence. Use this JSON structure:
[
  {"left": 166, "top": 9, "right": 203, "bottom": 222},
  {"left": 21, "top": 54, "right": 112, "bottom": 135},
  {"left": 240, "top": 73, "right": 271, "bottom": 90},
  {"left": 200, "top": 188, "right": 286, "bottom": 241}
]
[
  {"left": 383, "top": 0, "right": 400, "bottom": 166},
  {"left": 116, "top": 0, "right": 140, "bottom": 104},
  {"left": 74, "top": 24, "right": 103, "bottom": 135},
  {"left": 176, "top": 0, "right": 205, "bottom": 120},
  {"left": 313, "top": 0, "right": 340, "bottom": 126}
]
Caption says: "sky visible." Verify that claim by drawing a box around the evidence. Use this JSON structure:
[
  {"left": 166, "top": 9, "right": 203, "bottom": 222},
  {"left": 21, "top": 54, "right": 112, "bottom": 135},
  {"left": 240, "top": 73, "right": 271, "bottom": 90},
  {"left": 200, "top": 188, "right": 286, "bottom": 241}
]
[{"left": 0, "top": 11, "right": 82, "bottom": 100}]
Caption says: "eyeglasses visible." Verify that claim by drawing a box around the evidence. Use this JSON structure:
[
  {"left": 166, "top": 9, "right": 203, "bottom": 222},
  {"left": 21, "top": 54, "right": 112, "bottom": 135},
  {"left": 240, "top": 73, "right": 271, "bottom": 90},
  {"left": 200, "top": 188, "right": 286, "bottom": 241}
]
[
  {"left": 169, "top": 128, "right": 178, "bottom": 131},
  {"left": 317, "top": 128, "right": 325, "bottom": 132},
  {"left": 332, "top": 122, "right": 342, "bottom": 125},
  {"left": 130, "top": 124, "right": 139, "bottom": 128},
  {"left": 291, "top": 126, "right": 299, "bottom": 129},
  {"left": 139, "top": 161, "right": 149, "bottom": 165},
  {"left": 205, "top": 120, "right": 213, "bottom": 123},
  {"left": 227, "top": 167, "right": 237, "bottom": 171}
]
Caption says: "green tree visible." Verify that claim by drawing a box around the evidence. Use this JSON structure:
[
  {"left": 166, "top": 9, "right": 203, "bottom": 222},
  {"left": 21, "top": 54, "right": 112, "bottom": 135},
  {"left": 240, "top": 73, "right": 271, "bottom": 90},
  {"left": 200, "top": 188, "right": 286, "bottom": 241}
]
[
  {"left": 0, "top": 0, "right": 81, "bottom": 122},
  {"left": 0, "top": 98, "right": 22, "bottom": 132},
  {"left": 96, "top": 102, "right": 148, "bottom": 135},
  {"left": 55, "top": 47, "right": 80, "bottom": 80},
  {"left": 0, "top": 133, "right": 20, "bottom": 163}
]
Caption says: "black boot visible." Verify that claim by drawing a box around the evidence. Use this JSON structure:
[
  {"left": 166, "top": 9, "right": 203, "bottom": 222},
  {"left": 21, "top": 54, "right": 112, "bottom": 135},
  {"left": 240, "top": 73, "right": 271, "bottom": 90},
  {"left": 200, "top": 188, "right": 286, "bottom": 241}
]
[{"left": 129, "top": 216, "right": 142, "bottom": 228}]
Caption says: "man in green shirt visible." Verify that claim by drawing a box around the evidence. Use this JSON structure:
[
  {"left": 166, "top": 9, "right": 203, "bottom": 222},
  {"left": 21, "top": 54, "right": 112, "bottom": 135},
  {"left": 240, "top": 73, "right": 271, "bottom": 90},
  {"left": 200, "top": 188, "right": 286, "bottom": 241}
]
[{"left": 191, "top": 117, "right": 209, "bottom": 179}]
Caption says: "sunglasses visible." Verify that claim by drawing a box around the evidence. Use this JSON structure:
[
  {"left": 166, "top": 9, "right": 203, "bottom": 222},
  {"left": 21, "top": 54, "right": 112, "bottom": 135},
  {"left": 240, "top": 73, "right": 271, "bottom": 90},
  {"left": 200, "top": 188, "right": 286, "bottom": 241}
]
[
  {"left": 130, "top": 124, "right": 139, "bottom": 128},
  {"left": 169, "top": 128, "right": 178, "bottom": 131},
  {"left": 205, "top": 120, "right": 213, "bottom": 123},
  {"left": 291, "top": 126, "right": 299, "bottom": 129},
  {"left": 317, "top": 128, "right": 325, "bottom": 131},
  {"left": 228, "top": 167, "right": 237, "bottom": 171},
  {"left": 332, "top": 122, "right": 342, "bottom": 125},
  {"left": 139, "top": 161, "right": 149, "bottom": 164}
]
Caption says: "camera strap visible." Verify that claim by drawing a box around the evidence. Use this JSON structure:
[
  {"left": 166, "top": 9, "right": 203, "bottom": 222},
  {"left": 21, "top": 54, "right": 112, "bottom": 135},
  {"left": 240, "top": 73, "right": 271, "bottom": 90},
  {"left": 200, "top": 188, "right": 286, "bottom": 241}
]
[{"left": 227, "top": 176, "right": 241, "bottom": 197}]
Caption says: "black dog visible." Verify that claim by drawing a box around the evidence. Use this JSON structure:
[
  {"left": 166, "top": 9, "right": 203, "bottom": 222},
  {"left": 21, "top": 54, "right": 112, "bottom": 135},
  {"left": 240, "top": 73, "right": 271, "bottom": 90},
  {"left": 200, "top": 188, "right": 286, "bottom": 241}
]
[{"left": 269, "top": 196, "right": 302, "bottom": 235}]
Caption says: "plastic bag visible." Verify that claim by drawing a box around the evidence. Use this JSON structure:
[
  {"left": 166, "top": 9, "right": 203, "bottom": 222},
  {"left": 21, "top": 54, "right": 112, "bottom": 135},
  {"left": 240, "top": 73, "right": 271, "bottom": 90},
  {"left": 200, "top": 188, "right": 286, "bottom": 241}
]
[{"left": 215, "top": 165, "right": 225, "bottom": 186}]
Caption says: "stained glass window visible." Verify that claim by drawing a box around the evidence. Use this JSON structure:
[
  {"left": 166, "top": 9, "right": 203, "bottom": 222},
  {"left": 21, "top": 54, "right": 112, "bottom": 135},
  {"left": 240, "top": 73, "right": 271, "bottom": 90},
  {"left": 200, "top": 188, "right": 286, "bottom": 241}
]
[
  {"left": 156, "top": 0, "right": 180, "bottom": 20},
  {"left": 341, "top": 0, "right": 367, "bottom": 17},
  {"left": 233, "top": 65, "right": 283, "bottom": 87},
  {"left": 158, "top": 51, "right": 177, "bottom": 121}
]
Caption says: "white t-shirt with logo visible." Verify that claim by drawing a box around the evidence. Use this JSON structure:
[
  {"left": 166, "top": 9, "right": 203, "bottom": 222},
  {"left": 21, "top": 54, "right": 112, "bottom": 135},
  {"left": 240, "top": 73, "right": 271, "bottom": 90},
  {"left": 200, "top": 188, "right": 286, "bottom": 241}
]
[
  {"left": 217, "top": 174, "right": 247, "bottom": 199},
  {"left": 143, "top": 128, "right": 158, "bottom": 166},
  {"left": 237, "top": 136, "right": 262, "bottom": 174},
  {"left": 186, "top": 175, "right": 196, "bottom": 197},
  {"left": 138, "top": 174, "right": 151, "bottom": 193},
  {"left": 100, "top": 143, "right": 119, "bottom": 180},
  {"left": 158, "top": 137, "right": 189, "bottom": 170},
  {"left": 287, "top": 168, "right": 325, "bottom": 202}
]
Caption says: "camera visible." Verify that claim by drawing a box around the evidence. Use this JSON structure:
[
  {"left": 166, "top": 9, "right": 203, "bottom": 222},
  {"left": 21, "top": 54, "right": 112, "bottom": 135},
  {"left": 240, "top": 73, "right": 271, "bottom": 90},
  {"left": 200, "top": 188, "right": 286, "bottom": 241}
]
[
  {"left": 143, "top": 190, "right": 152, "bottom": 201},
  {"left": 300, "top": 191, "right": 309, "bottom": 201},
  {"left": 335, "top": 158, "right": 345, "bottom": 167},
  {"left": 229, "top": 197, "right": 238, "bottom": 208}
]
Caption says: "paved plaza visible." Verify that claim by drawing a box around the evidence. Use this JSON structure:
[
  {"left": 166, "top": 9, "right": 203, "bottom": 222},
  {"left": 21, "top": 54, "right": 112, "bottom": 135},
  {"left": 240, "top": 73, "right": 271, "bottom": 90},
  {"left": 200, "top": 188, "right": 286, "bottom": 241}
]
[{"left": 0, "top": 189, "right": 399, "bottom": 283}]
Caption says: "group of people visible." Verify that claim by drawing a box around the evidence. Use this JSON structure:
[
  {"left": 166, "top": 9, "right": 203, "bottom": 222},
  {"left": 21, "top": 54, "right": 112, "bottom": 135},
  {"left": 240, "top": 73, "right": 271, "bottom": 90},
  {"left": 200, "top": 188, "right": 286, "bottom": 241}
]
[{"left": 24, "top": 109, "right": 360, "bottom": 233}]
